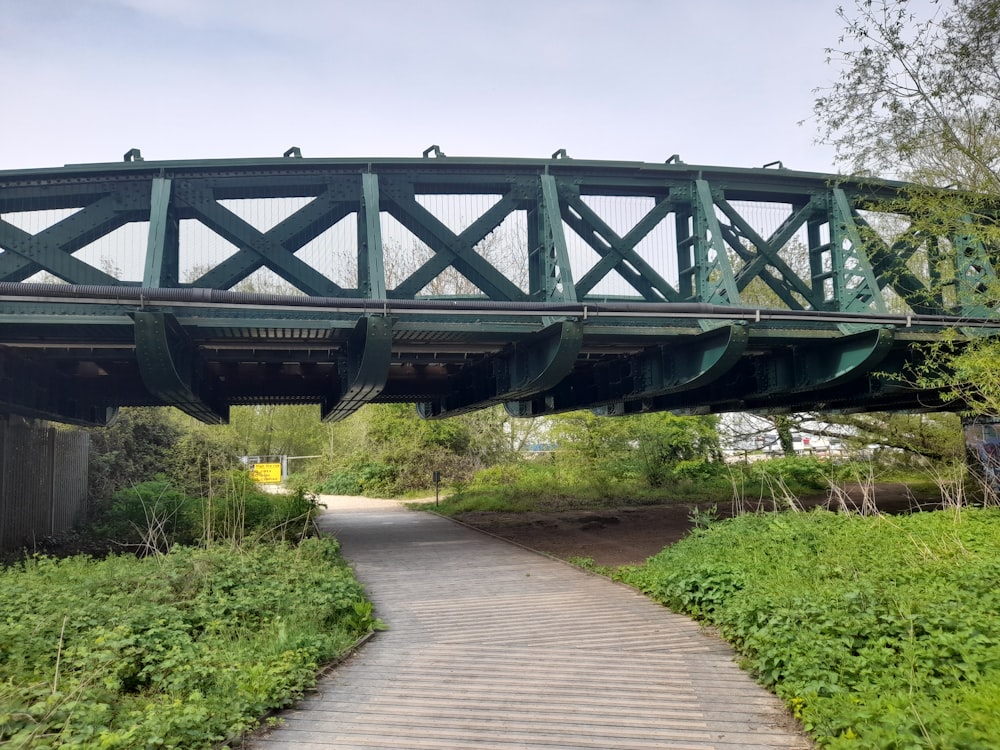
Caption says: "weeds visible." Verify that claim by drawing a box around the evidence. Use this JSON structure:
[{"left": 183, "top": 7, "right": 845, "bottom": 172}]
[
  {"left": 623, "top": 508, "right": 1000, "bottom": 748},
  {"left": 0, "top": 538, "right": 375, "bottom": 748},
  {"left": 687, "top": 504, "right": 719, "bottom": 529},
  {"left": 90, "top": 475, "right": 321, "bottom": 554}
]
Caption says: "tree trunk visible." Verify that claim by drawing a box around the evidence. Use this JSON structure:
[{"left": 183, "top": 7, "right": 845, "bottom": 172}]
[{"left": 774, "top": 415, "right": 796, "bottom": 457}]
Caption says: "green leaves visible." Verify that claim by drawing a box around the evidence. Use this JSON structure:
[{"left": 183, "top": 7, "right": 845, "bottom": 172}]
[
  {"left": 624, "top": 508, "right": 1000, "bottom": 747},
  {"left": 0, "top": 538, "right": 373, "bottom": 748}
]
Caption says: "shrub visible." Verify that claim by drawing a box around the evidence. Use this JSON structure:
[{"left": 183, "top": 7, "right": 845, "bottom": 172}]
[
  {"left": 623, "top": 509, "right": 1000, "bottom": 747},
  {"left": 90, "top": 474, "right": 320, "bottom": 551},
  {"left": 741, "top": 455, "right": 838, "bottom": 492},
  {"left": 91, "top": 479, "right": 201, "bottom": 553},
  {"left": 0, "top": 537, "right": 376, "bottom": 748},
  {"left": 671, "top": 458, "right": 727, "bottom": 481},
  {"left": 313, "top": 460, "right": 397, "bottom": 496}
]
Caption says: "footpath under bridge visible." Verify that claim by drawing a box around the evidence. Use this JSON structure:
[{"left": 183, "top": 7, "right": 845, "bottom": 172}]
[{"left": 0, "top": 152, "right": 996, "bottom": 427}]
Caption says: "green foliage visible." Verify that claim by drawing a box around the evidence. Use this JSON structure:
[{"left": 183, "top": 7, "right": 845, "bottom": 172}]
[
  {"left": 623, "top": 509, "right": 1000, "bottom": 748},
  {"left": 89, "top": 475, "right": 321, "bottom": 551},
  {"left": 225, "top": 404, "right": 327, "bottom": 459},
  {"left": 0, "top": 537, "right": 374, "bottom": 748},
  {"left": 310, "top": 403, "right": 516, "bottom": 497},
  {"left": 813, "top": 1, "right": 1000, "bottom": 416},
  {"left": 92, "top": 479, "right": 201, "bottom": 552},
  {"left": 687, "top": 504, "right": 719, "bottom": 530},
  {"left": 814, "top": 1, "right": 1000, "bottom": 415},
  {"left": 313, "top": 460, "right": 398, "bottom": 497},
  {"left": 87, "top": 408, "right": 183, "bottom": 501},
  {"left": 741, "top": 455, "right": 839, "bottom": 492},
  {"left": 438, "top": 453, "right": 733, "bottom": 515},
  {"left": 166, "top": 427, "right": 242, "bottom": 498},
  {"left": 548, "top": 410, "right": 722, "bottom": 488},
  {"left": 830, "top": 413, "right": 965, "bottom": 463},
  {"left": 816, "top": 0, "right": 1000, "bottom": 189},
  {"left": 442, "top": 439, "right": 848, "bottom": 515}
]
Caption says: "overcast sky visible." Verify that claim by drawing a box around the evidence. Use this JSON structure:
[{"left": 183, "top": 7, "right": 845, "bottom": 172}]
[{"left": 2, "top": 0, "right": 850, "bottom": 174}]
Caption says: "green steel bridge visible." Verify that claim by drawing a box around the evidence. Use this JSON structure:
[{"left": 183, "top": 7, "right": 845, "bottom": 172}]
[{"left": 0, "top": 150, "right": 995, "bottom": 427}]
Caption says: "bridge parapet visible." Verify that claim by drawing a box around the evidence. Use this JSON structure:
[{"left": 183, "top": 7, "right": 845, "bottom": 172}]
[{"left": 0, "top": 156, "right": 995, "bottom": 425}]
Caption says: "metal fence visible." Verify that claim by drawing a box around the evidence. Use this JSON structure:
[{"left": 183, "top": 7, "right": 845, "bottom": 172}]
[{"left": 0, "top": 419, "right": 89, "bottom": 552}]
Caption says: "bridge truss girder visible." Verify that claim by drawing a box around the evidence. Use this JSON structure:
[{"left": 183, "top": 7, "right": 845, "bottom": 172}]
[{"left": 0, "top": 155, "right": 996, "bottom": 425}]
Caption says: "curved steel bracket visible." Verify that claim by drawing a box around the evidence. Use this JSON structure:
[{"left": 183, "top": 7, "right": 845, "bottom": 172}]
[
  {"left": 505, "top": 324, "right": 748, "bottom": 419},
  {"left": 418, "top": 320, "right": 582, "bottom": 419},
  {"left": 643, "top": 323, "right": 749, "bottom": 397},
  {"left": 323, "top": 315, "right": 393, "bottom": 422},
  {"left": 793, "top": 326, "right": 895, "bottom": 392},
  {"left": 134, "top": 311, "right": 228, "bottom": 424},
  {"left": 590, "top": 324, "right": 748, "bottom": 417}
]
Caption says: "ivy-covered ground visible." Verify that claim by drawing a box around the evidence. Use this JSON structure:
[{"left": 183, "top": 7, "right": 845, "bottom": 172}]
[
  {"left": 620, "top": 508, "right": 1000, "bottom": 749},
  {"left": 0, "top": 538, "right": 377, "bottom": 749}
]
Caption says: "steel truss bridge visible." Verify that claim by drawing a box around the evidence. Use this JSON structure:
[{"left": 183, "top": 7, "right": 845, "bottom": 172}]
[{"left": 0, "top": 152, "right": 996, "bottom": 427}]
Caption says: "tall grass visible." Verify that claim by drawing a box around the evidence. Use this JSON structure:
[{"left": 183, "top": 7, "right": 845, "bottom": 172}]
[
  {"left": 90, "top": 472, "right": 321, "bottom": 553},
  {"left": 438, "top": 455, "right": 866, "bottom": 515}
]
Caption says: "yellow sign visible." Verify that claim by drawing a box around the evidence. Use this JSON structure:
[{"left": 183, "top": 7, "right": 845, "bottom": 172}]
[{"left": 250, "top": 462, "right": 282, "bottom": 483}]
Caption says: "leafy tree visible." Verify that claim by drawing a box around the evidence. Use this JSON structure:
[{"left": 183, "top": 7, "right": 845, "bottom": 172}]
[
  {"left": 226, "top": 404, "right": 326, "bottom": 458},
  {"left": 87, "top": 407, "right": 183, "bottom": 501},
  {"left": 815, "top": 0, "right": 1000, "bottom": 419},
  {"left": 311, "top": 404, "right": 517, "bottom": 495},
  {"left": 551, "top": 411, "right": 720, "bottom": 487},
  {"left": 815, "top": 0, "right": 1000, "bottom": 189},
  {"left": 165, "top": 424, "right": 243, "bottom": 498}
]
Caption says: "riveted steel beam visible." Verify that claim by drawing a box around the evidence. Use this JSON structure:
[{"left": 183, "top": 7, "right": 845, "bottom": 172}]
[
  {"left": 134, "top": 311, "right": 228, "bottom": 424},
  {"left": 393, "top": 190, "right": 524, "bottom": 298},
  {"left": 746, "top": 327, "right": 896, "bottom": 398},
  {"left": 858, "top": 221, "right": 946, "bottom": 316},
  {"left": 0, "top": 189, "right": 148, "bottom": 283},
  {"left": 725, "top": 197, "right": 822, "bottom": 309},
  {"left": 821, "top": 189, "right": 887, "bottom": 314},
  {"left": 562, "top": 188, "right": 680, "bottom": 302},
  {"left": 691, "top": 179, "right": 741, "bottom": 305},
  {"left": 322, "top": 315, "right": 392, "bottom": 422},
  {"left": 951, "top": 217, "right": 1000, "bottom": 318},
  {"left": 595, "top": 327, "right": 899, "bottom": 416},
  {"left": 380, "top": 178, "right": 526, "bottom": 301},
  {"left": 2, "top": 156, "right": 998, "bottom": 421},
  {"left": 144, "top": 177, "right": 180, "bottom": 288},
  {"left": 358, "top": 173, "right": 387, "bottom": 299},
  {"left": 537, "top": 174, "right": 577, "bottom": 302},
  {"left": 418, "top": 320, "right": 582, "bottom": 418},
  {"left": 192, "top": 185, "right": 356, "bottom": 291},
  {"left": 173, "top": 184, "right": 344, "bottom": 296}
]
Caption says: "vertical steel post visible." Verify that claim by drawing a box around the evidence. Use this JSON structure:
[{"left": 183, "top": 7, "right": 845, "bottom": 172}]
[
  {"left": 144, "top": 177, "right": 180, "bottom": 288},
  {"left": 358, "top": 173, "right": 387, "bottom": 299}
]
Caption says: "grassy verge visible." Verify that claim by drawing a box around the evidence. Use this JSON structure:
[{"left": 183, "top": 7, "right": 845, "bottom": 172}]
[
  {"left": 431, "top": 456, "right": 874, "bottom": 516},
  {"left": 0, "top": 537, "right": 378, "bottom": 749},
  {"left": 621, "top": 508, "right": 1000, "bottom": 748}
]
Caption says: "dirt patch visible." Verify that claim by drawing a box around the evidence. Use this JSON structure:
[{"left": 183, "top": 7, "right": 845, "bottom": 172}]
[{"left": 452, "top": 483, "right": 936, "bottom": 567}]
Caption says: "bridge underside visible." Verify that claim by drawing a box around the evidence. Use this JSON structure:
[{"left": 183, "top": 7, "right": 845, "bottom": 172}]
[
  {"left": 0, "top": 286, "right": 960, "bottom": 426},
  {"left": 0, "top": 154, "right": 993, "bottom": 426}
]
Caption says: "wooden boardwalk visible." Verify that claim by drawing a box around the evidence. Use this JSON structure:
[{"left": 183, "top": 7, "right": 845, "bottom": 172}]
[{"left": 249, "top": 497, "right": 810, "bottom": 750}]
